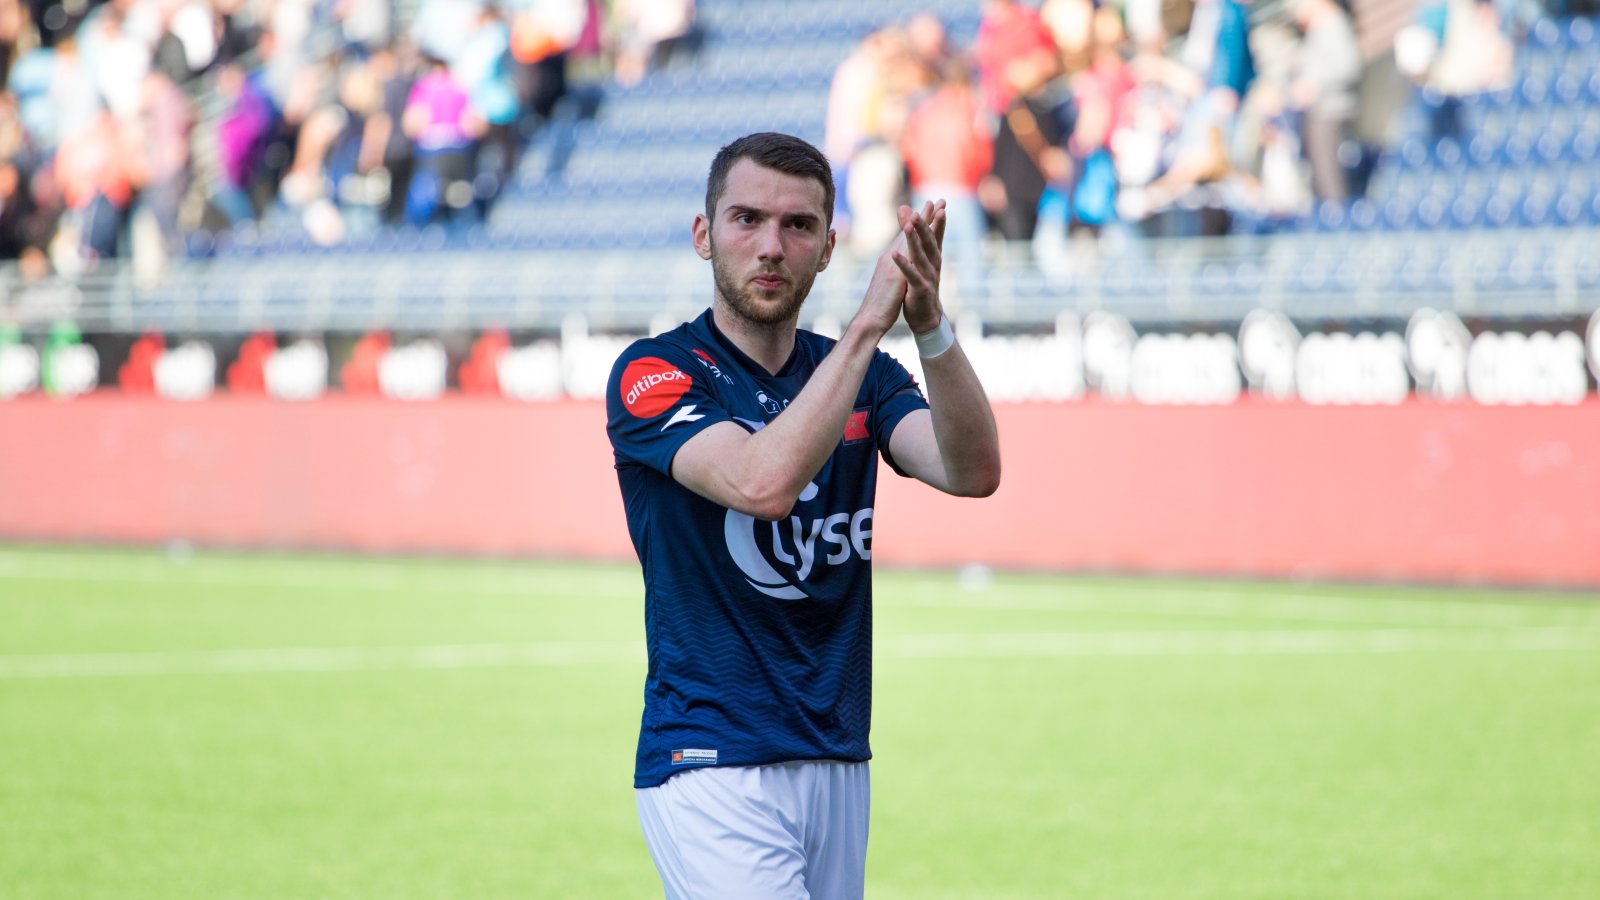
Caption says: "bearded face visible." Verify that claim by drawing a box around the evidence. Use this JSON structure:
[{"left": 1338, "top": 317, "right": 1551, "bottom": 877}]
[
  {"left": 696, "top": 158, "right": 835, "bottom": 331},
  {"left": 708, "top": 232, "right": 823, "bottom": 327}
]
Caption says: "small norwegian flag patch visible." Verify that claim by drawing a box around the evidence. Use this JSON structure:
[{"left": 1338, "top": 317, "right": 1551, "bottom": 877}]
[{"left": 843, "top": 409, "right": 870, "bottom": 443}]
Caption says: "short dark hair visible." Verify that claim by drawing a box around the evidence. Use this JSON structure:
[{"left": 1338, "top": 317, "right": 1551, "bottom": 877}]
[{"left": 704, "top": 132, "right": 835, "bottom": 226}]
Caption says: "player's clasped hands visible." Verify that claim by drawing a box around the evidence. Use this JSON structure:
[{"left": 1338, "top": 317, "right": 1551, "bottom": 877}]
[
  {"left": 857, "top": 200, "right": 948, "bottom": 339},
  {"left": 892, "top": 200, "right": 947, "bottom": 335}
]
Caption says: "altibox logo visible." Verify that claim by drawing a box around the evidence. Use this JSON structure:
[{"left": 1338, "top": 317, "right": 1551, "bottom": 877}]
[{"left": 620, "top": 356, "right": 692, "bottom": 417}]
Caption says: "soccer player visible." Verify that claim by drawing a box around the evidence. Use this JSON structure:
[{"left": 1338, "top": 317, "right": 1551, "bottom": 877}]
[{"left": 606, "top": 132, "right": 1001, "bottom": 899}]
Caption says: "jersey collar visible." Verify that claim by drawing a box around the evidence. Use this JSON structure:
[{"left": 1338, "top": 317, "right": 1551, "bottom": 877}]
[{"left": 697, "top": 308, "right": 806, "bottom": 379}]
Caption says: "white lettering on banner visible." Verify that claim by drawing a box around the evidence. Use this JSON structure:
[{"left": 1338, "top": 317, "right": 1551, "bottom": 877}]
[
  {"left": 1083, "top": 312, "right": 1137, "bottom": 400},
  {"left": 888, "top": 312, "right": 1085, "bottom": 403},
  {"left": 562, "top": 314, "right": 635, "bottom": 400},
  {"left": 1296, "top": 332, "right": 1409, "bottom": 405},
  {"left": 496, "top": 341, "right": 563, "bottom": 401},
  {"left": 0, "top": 344, "right": 39, "bottom": 398},
  {"left": 1238, "top": 310, "right": 1300, "bottom": 400},
  {"left": 1467, "top": 331, "right": 1587, "bottom": 405},
  {"left": 1130, "top": 333, "right": 1241, "bottom": 405},
  {"left": 1406, "top": 309, "right": 1471, "bottom": 401},
  {"left": 154, "top": 341, "right": 216, "bottom": 401},
  {"left": 378, "top": 340, "right": 448, "bottom": 401},
  {"left": 265, "top": 340, "right": 328, "bottom": 401},
  {"left": 1588, "top": 310, "right": 1600, "bottom": 384},
  {"left": 49, "top": 345, "right": 99, "bottom": 398}
]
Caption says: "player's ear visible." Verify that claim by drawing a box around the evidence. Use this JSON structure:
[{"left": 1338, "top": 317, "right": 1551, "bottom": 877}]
[
  {"left": 817, "top": 227, "right": 837, "bottom": 272},
  {"left": 692, "top": 214, "right": 713, "bottom": 260}
]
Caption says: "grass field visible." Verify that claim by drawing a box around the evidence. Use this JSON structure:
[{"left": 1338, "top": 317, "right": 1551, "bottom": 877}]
[{"left": 2, "top": 545, "right": 1599, "bottom": 899}]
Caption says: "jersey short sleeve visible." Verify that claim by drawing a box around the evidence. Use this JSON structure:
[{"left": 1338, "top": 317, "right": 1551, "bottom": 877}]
[
  {"left": 607, "top": 340, "right": 732, "bottom": 475},
  {"left": 867, "top": 348, "right": 930, "bottom": 478}
]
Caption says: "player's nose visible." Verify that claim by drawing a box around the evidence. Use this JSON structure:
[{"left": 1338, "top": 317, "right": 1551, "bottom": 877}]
[{"left": 755, "top": 221, "right": 785, "bottom": 262}]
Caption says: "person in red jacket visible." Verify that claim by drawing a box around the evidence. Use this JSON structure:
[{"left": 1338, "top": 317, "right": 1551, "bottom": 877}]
[{"left": 901, "top": 61, "right": 992, "bottom": 291}]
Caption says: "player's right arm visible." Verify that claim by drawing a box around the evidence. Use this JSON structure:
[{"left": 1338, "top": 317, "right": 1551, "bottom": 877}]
[{"left": 668, "top": 237, "right": 912, "bottom": 522}]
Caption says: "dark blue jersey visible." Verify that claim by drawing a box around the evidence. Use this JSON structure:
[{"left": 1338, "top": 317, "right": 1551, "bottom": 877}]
[{"left": 607, "top": 309, "right": 929, "bottom": 788}]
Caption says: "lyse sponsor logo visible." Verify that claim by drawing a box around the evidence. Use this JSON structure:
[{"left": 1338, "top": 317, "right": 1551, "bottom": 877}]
[
  {"left": 621, "top": 357, "right": 692, "bottom": 417},
  {"left": 843, "top": 408, "right": 870, "bottom": 443},
  {"left": 671, "top": 748, "right": 718, "bottom": 765},
  {"left": 726, "top": 479, "right": 873, "bottom": 599},
  {"left": 691, "top": 348, "right": 734, "bottom": 384},
  {"left": 768, "top": 509, "right": 872, "bottom": 581}
]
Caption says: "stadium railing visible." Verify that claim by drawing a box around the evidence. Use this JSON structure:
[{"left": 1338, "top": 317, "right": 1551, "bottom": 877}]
[{"left": 5, "top": 226, "right": 1597, "bottom": 336}]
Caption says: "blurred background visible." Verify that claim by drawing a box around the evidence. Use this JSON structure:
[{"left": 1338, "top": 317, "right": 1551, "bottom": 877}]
[
  {"left": 2, "top": 4, "right": 1600, "bottom": 897},
  {"left": 0, "top": 0, "right": 1597, "bottom": 577}
]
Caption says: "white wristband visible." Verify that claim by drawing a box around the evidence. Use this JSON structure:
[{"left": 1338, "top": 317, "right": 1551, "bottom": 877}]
[{"left": 913, "top": 316, "right": 956, "bottom": 359}]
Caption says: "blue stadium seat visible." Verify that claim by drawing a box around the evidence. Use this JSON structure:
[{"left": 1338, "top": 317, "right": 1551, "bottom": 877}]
[
  {"left": 1482, "top": 194, "right": 1516, "bottom": 228},
  {"left": 1569, "top": 16, "right": 1597, "bottom": 47},
  {"left": 1518, "top": 193, "right": 1555, "bottom": 227}
]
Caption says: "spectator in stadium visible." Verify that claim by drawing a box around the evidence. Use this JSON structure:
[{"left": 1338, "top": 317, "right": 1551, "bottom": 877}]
[
  {"left": 0, "top": 158, "right": 38, "bottom": 258},
  {"left": 1397, "top": 0, "right": 1511, "bottom": 139},
  {"left": 146, "top": 0, "right": 219, "bottom": 85},
  {"left": 975, "top": 0, "right": 1059, "bottom": 118},
  {"left": 1041, "top": 0, "right": 1096, "bottom": 74},
  {"left": 53, "top": 103, "right": 140, "bottom": 265},
  {"left": 610, "top": 0, "right": 695, "bottom": 88},
  {"left": 335, "top": 0, "right": 393, "bottom": 57},
  {"left": 364, "top": 42, "right": 421, "bottom": 225},
  {"left": 825, "top": 26, "right": 914, "bottom": 254},
  {"left": 128, "top": 68, "right": 191, "bottom": 260},
  {"left": 1290, "top": 0, "right": 1361, "bottom": 202},
  {"left": 905, "top": 12, "right": 955, "bottom": 84},
  {"left": 901, "top": 59, "right": 992, "bottom": 289},
  {"left": 1059, "top": 5, "right": 1135, "bottom": 237},
  {"left": 983, "top": 42, "right": 1073, "bottom": 243},
  {"left": 1180, "top": 0, "right": 1256, "bottom": 123},
  {"left": 454, "top": 4, "right": 519, "bottom": 199},
  {"left": 0, "top": 0, "right": 31, "bottom": 91},
  {"left": 78, "top": 3, "right": 149, "bottom": 123},
  {"left": 508, "top": 0, "right": 589, "bottom": 130},
  {"left": 210, "top": 61, "right": 275, "bottom": 226},
  {"left": 400, "top": 51, "right": 483, "bottom": 225},
  {"left": 825, "top": 28, "right": 893, "bottom": 196}
]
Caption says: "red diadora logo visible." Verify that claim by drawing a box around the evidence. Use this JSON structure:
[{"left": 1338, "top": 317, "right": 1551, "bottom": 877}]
[
  {"left": 621, "top": 357, "right": 692, "bottom": 417},
  {"left": 843, "top": 408, "right": 870, "bottom": 443}
]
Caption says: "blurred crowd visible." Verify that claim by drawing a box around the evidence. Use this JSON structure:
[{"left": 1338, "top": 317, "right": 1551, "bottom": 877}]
[
  {"left": 0, "top": 0, "right": 1568, "bottom": 289},
  {"left": 0, "top": 0, "right": 696, "bottom": 276},
  {"left": 824, "top": 0, "right": 1525, "bottom": 285}
]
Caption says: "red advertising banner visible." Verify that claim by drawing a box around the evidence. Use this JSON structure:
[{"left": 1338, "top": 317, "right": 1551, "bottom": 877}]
[{"left": 3, "top": 396, "right": 1597, "bottom": 586}]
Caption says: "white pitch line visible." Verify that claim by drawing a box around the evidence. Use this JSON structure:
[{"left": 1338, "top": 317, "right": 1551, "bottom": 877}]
[
  {"left": 1, "top": 627, "right": 1597, "bottom": 679},
  {"left": 879, "top": 590, "right": 1600, "bottom": 629},
  {"left": 881, "top": 627, "right": 1600, "bottom": 659},
  {"left": 0, "top": 555, "right": 643, "bottom": 601},
  {"left": 0, "top": 640, "right": 648, "bottom": 679},
  {"left": 4, "top": 549, "right": 1598, "bottom": 628}
]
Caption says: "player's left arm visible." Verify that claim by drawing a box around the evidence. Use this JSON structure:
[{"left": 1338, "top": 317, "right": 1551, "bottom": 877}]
[{"left": 886, "top": 202, "right": 1002, "bottom": 498}]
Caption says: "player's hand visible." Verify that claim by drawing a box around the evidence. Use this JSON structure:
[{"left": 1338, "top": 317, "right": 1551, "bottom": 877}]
[
  {"left": 894, "top": 201, "right": 946, "bottom": 335},
  {"left": 853, "top": 219, "right": 911, "bottom": 339}
]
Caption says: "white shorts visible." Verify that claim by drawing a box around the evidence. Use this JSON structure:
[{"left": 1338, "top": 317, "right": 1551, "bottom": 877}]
[{"left": 635, "top": 760, "right": 870, "bottom": 900}]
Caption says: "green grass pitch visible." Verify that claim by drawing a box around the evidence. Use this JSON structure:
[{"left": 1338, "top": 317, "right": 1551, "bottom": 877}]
[{"left": 2, "top": 545, "right": 1598, "bottom": 899}]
